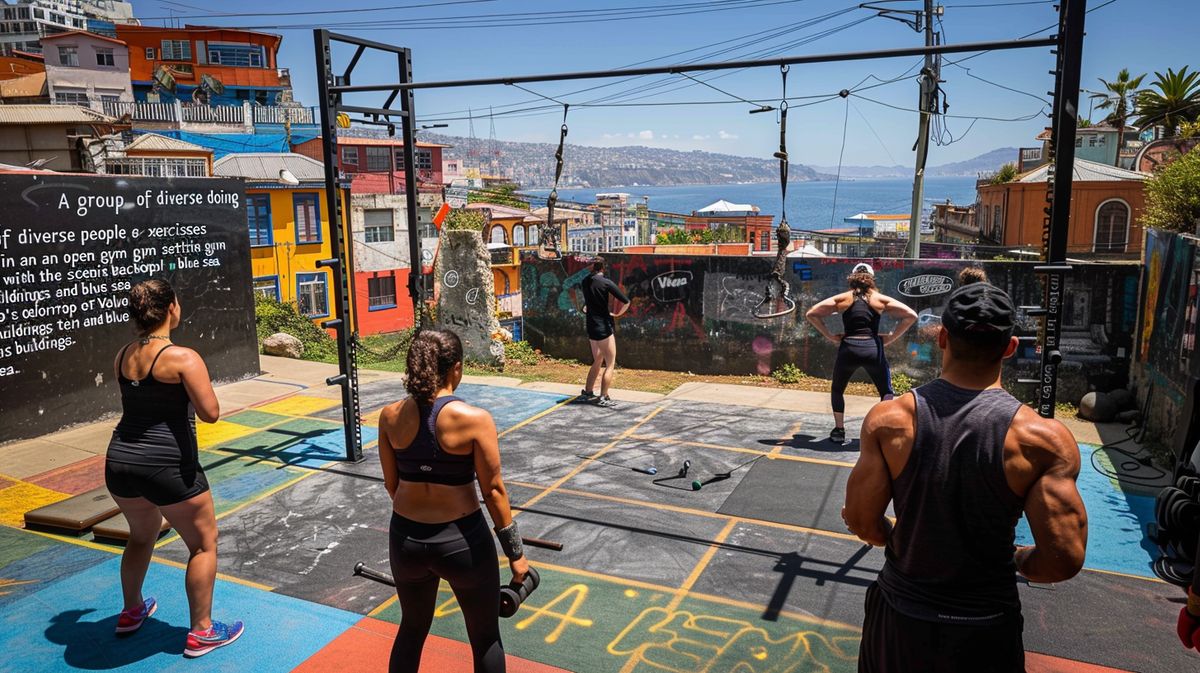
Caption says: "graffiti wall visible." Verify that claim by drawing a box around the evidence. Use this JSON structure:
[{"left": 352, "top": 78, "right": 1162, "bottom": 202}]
[
  {"left": 0, "top": 173, "right": 259, "bottom": 444},
  {"left": 522, "top": 253, "right": 1141, "bottom": 402},
  {"left": 1132, "top": 229, "right": 1200, "bottom": 454}
]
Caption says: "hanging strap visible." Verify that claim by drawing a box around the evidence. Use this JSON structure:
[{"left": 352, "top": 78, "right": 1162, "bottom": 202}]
[
  {"left": 775, "top": 65, "right": 789, "bottom": 227},
  {"left": 544, "top": 104, "right": 569, "bottom": 252}
]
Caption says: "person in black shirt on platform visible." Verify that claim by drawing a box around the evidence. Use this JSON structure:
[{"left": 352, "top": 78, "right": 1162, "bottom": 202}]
[
  {"left": 579, "top": 258, "right": 630, "bottom": 407},
  {"left": 844, "top": 282, "right": 1088, "bottom": 673}
]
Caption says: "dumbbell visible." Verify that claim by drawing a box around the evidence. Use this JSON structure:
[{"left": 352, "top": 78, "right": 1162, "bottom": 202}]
[
  {"left": 499, "top": 566, "right": 540, "bottom": 618},
  {"left": 1177, "top": 474, "right": 1200, "bottom": 499}
]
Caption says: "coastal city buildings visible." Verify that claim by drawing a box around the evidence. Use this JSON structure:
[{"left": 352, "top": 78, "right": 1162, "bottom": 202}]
[
  {"left": 40, "top": 30, "right": 130, "bottom": 105},
  {"left": 0, "top": 0, "right": 136, "bottom": 54}
]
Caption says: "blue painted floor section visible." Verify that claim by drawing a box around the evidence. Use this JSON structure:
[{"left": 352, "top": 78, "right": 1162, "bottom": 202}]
[
  {"left": 1, "top": 557, "right": 360, "bottom": 673},
  {"left": 1015, "top": 443, "right": 1157, "bottom": 578},
  {"left": 451, "top": 383, "right": 569, "bottom": 431}
]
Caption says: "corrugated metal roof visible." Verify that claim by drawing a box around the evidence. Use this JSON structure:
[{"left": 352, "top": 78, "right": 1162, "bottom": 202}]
[
  {"left": 1018, "top": 157, "right": 1149, "bottom": 183},
  {"left": 0, "top": 104, "right": 115, "bottom": 124},
  {"left": 126, "top": 133, "right": 211, "bottom": 153},
  {"left": 212, "top": 153, "right": 325, "bottom": 182}
]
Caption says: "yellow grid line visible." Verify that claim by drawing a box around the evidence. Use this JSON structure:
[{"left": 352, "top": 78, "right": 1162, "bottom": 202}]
[
  {"left": 770, "top": 420, "right": 805, "bottom": 457},
  {"left": 667, "top": 519, "right": 737, "bottom": 613},
  {"left": 497, "top": 396, "right": 577, "bottom": 439},
  {"left": 519, "top": 405, "right": 668, "bottom": 513},
  {"left": 628, "top": 434, "right": 857, "bottom": 468}
]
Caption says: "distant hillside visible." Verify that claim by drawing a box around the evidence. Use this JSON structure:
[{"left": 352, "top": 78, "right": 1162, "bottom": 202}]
[
  {"left": 370, "top": 131, "right": 834, "bottom": 187},
  {"left": 811, "top": 147, "right": 1018, "bottom": 179}
]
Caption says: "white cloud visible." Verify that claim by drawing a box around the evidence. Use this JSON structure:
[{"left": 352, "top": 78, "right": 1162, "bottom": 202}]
[
  {"left": 637, "top": 130, "right": 654, "bottom": 140},
  {"left": 718, "top": 130, "right": 738, "bottom": 140},
  {"left": 601, "top": 133, "right": 622, "bottom": 139},
  {"left": 692, "top": 134, "right": 711, "bottom": 140},
  {"left": 626, "top": 133, "right": 635, "bottom": 138}
]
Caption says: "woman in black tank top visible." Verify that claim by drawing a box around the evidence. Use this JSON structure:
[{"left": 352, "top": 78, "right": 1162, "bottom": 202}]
[
  {"left": 103, "top": 280, "right": 243, "bottom": 657},
  {"left": 377, "top": 329, "right": 528, "bottom": 673},
  {"left": 805, "top": 264, "right": 918, "bottom": 444}
]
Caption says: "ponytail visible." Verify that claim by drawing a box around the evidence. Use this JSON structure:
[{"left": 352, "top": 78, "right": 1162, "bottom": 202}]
[
  {"left": 129, "top": 279, "right": 175, "bottom": 335},
  {"left": 404, "top": 329, "right": 463, "bottom": 406}
]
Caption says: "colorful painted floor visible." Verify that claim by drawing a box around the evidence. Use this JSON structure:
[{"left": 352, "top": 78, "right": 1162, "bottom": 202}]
[{"left": 0, "top": 380, "right": 1189, "bottom": 672}]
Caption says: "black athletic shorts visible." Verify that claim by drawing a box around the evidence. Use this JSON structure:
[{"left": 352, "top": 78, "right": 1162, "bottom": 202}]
[
  {"left": 859, "top": 582, "right": 1024, "bottom": 673},
  {"left": 105, "top": 459, "right": 210, "bottom": 507},
  {"left": 587, "top": 314, "right": 615, "bottom": 341}
]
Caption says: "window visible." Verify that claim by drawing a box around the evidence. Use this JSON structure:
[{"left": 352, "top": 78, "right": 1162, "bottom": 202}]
[
  {"left": 253, "top": 276, "right": 280, "bottom": 301},
  {"left": 100, "top": 94, "right": 120, "bottom": 103},
  {"left": 145, "top": 47, "right": 155, "bottom": 60},
  {"left": 368, "top": 275, "right": 397, "bottom": 310},
  {"left": 1075, "top": 137, "right": 1083, "bottom": 148},
  {"left": 297, "top": 272, "right": 329, "bottom": 317},
  {"left": 1094, "top": 199, "right": 1130, "bottom": 252},
  {"left": 364, "top": 209, "right": 395, "bottom": 243},
  {"left": 246, "top": 194, "right": 272, "bottom": 246},
  {"left": 340, "top": 146, "right": 358, "bottom": 166},
  {"left": 54, "top": 91, "right": 88, "bottom": 105},
  {"left": 293, "top": 194, "right": 321, "bottom": 244},
  {"left": 992, "top": 204, "right": 1003, "bottom": 240},
  {"left": 57, "top": 46, "right": 78, "bottom": 67},
  {"left": 365, "top": 146, "right": 391, "bottom": 172},
  {"left": 417, "top": 213, "right": 437, "bottom": 239},
  {"left": 1088, "top": 136, "right": 1097, "bottom": 147},
  {"left": 528, "top": 224, "right": 539, "bottom": 246},
  {"left": 394, "top": 147, "right": 435, "bottom": 171},
  {"left": 490, "top": 225, "right": 507, "bottom": 245},
  {"left": 207, "top": 43, "right": 264, "bottom": 67},
  {"left": 95, "top": 47, "right": 114, "bottom": 67},
  {"left": 161, "top": 39, "right": 191, "bottom": 61},
  {"left": 760, "top": 231, "right": 770, "bottom": 251},
  {"left": 513, "top": 224, "right": 526, "bottom": 247}
]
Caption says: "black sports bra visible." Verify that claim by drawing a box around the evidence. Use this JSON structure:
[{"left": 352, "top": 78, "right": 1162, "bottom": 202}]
[{"left": 394, "top": 395, "right": 476, "bottom": 486}]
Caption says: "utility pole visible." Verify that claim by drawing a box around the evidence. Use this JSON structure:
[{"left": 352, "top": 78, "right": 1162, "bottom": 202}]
[
  {"left": 907, "top": 0, "right": 940, "bottom": 259},
  {"left": 861, "top": 1, "right": 942, "bottom": 259}
]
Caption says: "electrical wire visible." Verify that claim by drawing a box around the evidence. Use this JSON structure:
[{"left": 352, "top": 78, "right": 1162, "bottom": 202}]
[
  {"left": 848, "top": 99, "right": 898, "bottom": 165},
  {"left": 143, "top": 0, "right": 495, "bottom": 20},
  {"left": 851, "top": 93, "right": 1047, "bottom": 122},
  {"left": 829, "top": 95, "right": 850, "bottom": 227}
]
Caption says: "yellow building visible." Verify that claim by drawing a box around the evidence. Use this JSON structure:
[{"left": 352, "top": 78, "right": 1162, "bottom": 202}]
[{"left": 214, "top": 153, "right": 337, "bottom": 325}]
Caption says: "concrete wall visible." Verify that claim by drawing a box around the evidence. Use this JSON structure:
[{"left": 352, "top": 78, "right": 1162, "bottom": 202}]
[
  {"left": 1132, "top": 229, "right": 1200, "bottom": 458},
  {"left": 435, "top": 230, "right": 503, "bottom": 366},
  {"left": 523, "top": 253, "right": 1141, "bottom": 402},
  {"left": 0, "top": 124, "right": 87, "bottom": 171},
  {"left": 0, "top": 173, "right": 259, "bottom": 444}
]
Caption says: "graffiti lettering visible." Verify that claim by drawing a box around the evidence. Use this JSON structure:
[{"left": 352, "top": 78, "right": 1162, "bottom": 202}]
[
  {"left": 608, "top": 607, "right": 856, "bottom": 673},
  {"left": 897, "top": 274, "right": 954, "bottom": 298},
  {"left": 652, "top": 271, "right": 693, "bottom": 303},
  {"left": 514, "top": 584, "right": 594, "bottom": 644}
]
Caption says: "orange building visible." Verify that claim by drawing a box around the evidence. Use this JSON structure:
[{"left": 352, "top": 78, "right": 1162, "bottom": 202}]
[
  {"left": 976, "top": 158, "right": 1149, "bottom": 255},
  {"left": 115, "top": 25, "right": 285, "bottom": 105},
  {"left": 0, "top": 52, "right": 44, "bottom": 81},
  {"left": 466, "top": 202, "right": 539, "bottom": 297},
  {"left": 291, "top": 136, "right": 447, "bottom": 194}
]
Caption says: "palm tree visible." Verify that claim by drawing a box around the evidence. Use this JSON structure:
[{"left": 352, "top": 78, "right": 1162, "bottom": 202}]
[
  {"left": 1090, "top": 69, "right": 1144, "bottom": 165},
  {"left": 1134, "top": 67, "right": 1200, "bottom": 138}
]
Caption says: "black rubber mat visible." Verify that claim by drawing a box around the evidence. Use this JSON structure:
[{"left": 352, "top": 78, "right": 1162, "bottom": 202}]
[{"left": 717, "top": 458, "right": 850, "bottom": 533}]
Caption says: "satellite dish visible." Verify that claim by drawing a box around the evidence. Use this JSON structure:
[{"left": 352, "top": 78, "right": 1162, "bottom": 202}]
[
  {"left": 200, "top": 74, "right": 225, "bottom": 96},
  {"left": 278, "top": 169, "right": 299, "bottom": 185},
  {"left": 152, "top": 65, "right": 177, "bottom": 94}
]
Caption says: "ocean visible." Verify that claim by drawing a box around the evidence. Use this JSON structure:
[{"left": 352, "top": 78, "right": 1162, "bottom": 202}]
[{"left": 526, "top": 176, "right": 978, "bottom": 229}]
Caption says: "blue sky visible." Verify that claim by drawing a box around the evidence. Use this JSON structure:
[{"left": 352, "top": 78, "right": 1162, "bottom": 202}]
[{"left": 142, "top": 0, "right": 1196, "bottom": 165}]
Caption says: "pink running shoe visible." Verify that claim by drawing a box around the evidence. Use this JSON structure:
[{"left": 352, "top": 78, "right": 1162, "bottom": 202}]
[
  {"left": 115, "top": 597, "right": 157, "bottom": 635},
  {"left": 184, "top": 620, "right": 244, "bottom": 658}
]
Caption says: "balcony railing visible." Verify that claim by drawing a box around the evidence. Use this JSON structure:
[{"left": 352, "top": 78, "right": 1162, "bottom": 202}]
[
  {"left": 489, "top": 247, "right": 515, "bottom": 266},
  {"left": 91, "top": 99, "right": 318, "bottom": 127}
]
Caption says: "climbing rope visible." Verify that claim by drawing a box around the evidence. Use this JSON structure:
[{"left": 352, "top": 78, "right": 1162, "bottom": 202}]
[
  {"left": 539, "top": 104, "right": 569, "bottom": 260},
  {"left": 755, "top": 64, "right": 796, "bottom": 320}
]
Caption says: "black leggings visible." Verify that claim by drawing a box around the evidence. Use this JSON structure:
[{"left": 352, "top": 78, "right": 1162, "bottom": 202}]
[
  {"left": 388, "top": 510, "right": 504, "bottom": 673},
  {"left": 831, "top": 336, "right": 894, "bottom": 414}
]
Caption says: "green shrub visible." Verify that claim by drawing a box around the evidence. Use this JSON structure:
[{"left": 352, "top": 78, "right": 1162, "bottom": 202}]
[
  {"left": 444, "top": 208, "right": 486, "bottom": 232},
  {"left": 892, "top": 372, "right": 915, "bottom": 395},
  {"left": 771, "top": 363, "right": 805, "bottom": 384},
  {"left": 356, "top": 328, "right": 415, "bottom": 365},
  {"left": 989, "top": 163, "right": 1018, "bottom": 185},
  {"left": 1141, "top": 147, "right": 1200, "bottom": 233},
  {"left": 253, "top": 294, "right": 337, "bottom": 361},
  {"left": 504, "top": 340, "right": 540, "bottom": 366}
]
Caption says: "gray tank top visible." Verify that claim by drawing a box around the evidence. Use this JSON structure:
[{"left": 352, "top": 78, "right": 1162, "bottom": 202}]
[{"left": 876, "top": 378, "right": 1024, "bottom": 624}]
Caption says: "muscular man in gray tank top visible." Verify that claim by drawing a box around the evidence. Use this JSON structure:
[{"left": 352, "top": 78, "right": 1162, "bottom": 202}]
[{"left": 843, "top": 282, "right": 1088, "bottom": 672}]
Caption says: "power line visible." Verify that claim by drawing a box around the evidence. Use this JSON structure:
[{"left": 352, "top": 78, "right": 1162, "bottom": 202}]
[{"left": 852, "top": 92, "right": 1046, "bottom": 122}]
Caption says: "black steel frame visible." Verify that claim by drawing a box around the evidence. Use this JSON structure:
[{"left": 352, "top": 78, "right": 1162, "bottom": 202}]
[{"left": 314, "top": 0, "right": 1086, "bottom": 425}]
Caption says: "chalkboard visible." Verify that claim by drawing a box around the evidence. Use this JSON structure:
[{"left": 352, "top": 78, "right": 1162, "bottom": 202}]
[{"left": 0, "top": 173, "right": 260, "bottom": 444}]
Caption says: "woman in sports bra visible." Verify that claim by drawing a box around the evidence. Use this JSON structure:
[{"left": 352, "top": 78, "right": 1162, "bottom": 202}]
[
  {"left": 104, "top": 279, "right": 243, "bottom": 657},
  {"left": 377, "top": 328, "right": 528, "bottom": 673},
  {"left": 805, "top": 263, "right": 918, "bottom": 444}
]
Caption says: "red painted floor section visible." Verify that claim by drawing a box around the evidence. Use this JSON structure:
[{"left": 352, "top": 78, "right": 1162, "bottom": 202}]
[
  {"left": 291, "top": 616, "right": 573, "bottom": 673},
  {"left": 1026, "top": 652, "right": 1134, "bottom": 673}
]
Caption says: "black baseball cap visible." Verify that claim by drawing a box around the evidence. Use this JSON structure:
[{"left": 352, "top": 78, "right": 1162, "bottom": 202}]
[{"left": 941, "top": 282, "right": 1015, "bottom": 337}]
